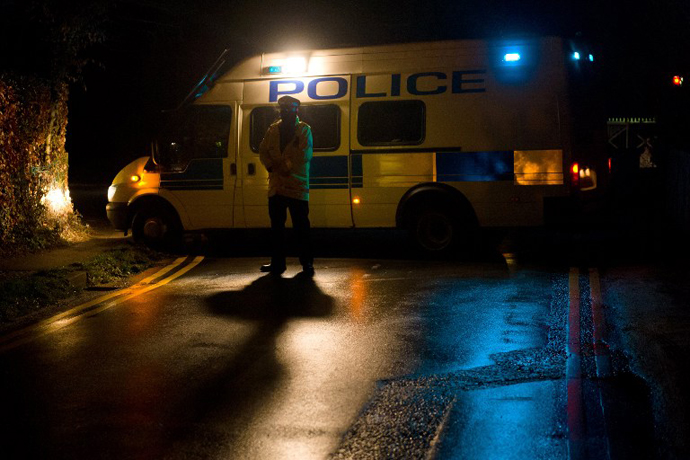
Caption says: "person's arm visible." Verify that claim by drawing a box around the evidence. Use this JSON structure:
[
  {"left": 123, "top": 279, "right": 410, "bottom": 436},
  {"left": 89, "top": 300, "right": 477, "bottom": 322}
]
[{"left": 296, "top": 124, "right": 313, "bottom": 165}]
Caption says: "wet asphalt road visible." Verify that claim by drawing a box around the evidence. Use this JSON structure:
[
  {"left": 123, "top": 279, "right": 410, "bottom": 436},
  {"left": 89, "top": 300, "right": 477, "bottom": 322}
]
[
  {"left": 0, "top": 246, "right": 574, "bottom": 459},
  {"left": 1, "top": 186, "right": 689, "bottom": 459}
]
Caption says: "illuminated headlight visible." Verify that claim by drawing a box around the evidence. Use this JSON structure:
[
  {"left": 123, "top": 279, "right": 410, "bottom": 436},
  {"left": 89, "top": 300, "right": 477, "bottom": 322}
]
[{"left": 108, "top": 185, "right": 116, "bottom": 202}]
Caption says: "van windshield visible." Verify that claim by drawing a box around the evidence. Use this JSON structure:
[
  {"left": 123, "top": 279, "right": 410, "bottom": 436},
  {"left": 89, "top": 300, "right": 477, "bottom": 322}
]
[{"left": 156, "top": 105, "right": 232, "bottom": 171}]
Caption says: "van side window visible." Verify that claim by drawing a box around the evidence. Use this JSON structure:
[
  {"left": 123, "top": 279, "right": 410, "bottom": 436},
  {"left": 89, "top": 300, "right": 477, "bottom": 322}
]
[
  {"left": 158, "top": 105, "right": 232, "bottom": 171},
  {"left": 250, "top": 107, "right": 279, "bottom": 152},
  {"left": 358, "top": 100, "right": 425, "bottom": 146},
  {"left": 250, "top": 104, "right": 340, "bottom": 152}
]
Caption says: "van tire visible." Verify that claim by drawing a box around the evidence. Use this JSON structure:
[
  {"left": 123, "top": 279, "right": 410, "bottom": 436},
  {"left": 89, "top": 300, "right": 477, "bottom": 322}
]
[
  {"left": 131, "top": 205, "right": 182, "bottom": 251},
  {"left": 409, "top": 205, "right": 479, "bottom": 256},
  {"left": 410, "top": 207, "right": 458, "bottom": 254}
]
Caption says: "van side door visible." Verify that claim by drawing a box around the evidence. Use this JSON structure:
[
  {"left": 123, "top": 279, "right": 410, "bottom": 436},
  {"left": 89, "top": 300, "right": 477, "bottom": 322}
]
[
  {"left": 156, "top": 104, "right": 235, "bottom": 229},
  {"left": 239, "top": 103, "right": 352, "bottom": 228}
]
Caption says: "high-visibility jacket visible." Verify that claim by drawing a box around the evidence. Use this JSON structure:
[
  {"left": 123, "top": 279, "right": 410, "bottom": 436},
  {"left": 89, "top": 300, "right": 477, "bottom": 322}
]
[{"left": 259, "top": 117, "right": 313, "bottom": 201}]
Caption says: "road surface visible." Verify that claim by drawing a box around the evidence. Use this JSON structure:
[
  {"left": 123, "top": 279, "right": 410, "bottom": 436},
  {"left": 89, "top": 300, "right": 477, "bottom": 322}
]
[{"left": 0, "top": 229, "right": 684, "bottom": 458}]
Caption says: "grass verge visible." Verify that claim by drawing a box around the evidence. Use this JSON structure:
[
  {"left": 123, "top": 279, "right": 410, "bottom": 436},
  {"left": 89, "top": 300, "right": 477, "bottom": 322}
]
[{"left": 0, "top": 245, "right": 170, "bottom": 324}]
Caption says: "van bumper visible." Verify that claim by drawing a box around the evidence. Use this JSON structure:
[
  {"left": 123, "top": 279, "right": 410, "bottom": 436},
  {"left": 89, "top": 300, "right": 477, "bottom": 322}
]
[{"left": 106, "top": 202, "right": 129, "bottom": 230}]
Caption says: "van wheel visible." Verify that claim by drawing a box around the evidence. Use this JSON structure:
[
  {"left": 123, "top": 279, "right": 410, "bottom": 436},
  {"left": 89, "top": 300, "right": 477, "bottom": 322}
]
[
  {"left": 132, "top": 206, "right": 182, "bottom": 250},
  {"left": 410, "top": 207, "right": 457, "bottom": 253}
]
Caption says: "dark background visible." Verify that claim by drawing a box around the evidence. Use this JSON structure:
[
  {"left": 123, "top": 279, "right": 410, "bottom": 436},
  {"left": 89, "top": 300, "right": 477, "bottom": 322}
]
[{"left": 3, "top": 0, "right": 689, "bottom": 185}]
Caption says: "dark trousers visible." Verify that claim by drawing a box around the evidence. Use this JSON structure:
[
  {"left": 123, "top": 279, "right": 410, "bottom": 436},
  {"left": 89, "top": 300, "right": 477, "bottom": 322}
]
[{"left": 268, "top": 194, "right": 313, "bottom": 268}]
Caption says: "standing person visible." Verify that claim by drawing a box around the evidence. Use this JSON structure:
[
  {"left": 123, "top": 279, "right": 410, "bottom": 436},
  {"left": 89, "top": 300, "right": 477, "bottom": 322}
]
[{"left": 258, "top": 95, "right": 314, "bottom": 276}]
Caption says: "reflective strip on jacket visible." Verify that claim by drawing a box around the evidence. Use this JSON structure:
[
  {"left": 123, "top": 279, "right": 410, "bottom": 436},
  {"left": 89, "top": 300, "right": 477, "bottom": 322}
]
[{"left": 258, "top": 117, "right": 313, "bottom": 201}]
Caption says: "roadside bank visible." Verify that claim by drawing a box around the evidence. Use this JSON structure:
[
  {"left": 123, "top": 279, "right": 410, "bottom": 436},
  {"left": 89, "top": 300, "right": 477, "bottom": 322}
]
[{"left": 0, "top": 224, "right": 171, "bottom": 329}]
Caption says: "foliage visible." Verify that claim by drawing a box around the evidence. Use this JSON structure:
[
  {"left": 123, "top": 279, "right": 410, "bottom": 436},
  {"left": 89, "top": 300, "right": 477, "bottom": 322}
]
[
  {"left": 0, "top": 268, "right": 76, "bottom": 323},
  {"left": 78, "top": 246, "right": 168, "bottom": 286},
  {"left": 0, "top": 0, "right": 109, "bottom": 254},
  {"left": 0, "top": 74, "right": 85, "bottom": 254}
]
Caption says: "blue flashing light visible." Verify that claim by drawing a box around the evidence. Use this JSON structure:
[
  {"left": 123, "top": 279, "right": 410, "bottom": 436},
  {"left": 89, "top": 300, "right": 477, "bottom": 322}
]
[
  {"left": 589, "top": 54, "right": 594, "bottom": 62},
  {"left": 268, "top": 66, "right": 282, "bottom": 74},
  {"left": 573, "top": 52, "right": 581, "bottom": 60},
  {"left": 504, "top": 53, "right": 521, "bottom": 62}
]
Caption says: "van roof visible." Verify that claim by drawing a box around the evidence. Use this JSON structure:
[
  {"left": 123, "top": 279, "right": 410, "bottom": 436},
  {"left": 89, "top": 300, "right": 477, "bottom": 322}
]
[{"left": 218, "top": 37, "right": 559, "bottom": 82}]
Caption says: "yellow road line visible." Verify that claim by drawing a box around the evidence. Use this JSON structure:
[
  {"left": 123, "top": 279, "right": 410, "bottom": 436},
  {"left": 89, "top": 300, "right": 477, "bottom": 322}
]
[
  {"left": 0, "top": 256, "right": 204, "bottom": 353},
  {"left": 71, "top": 255, "right": 204, "bottom": 321},
  {"left": 0, "top": 257, "right": 187, "bottom": 346},
  {"left": 139, "top": 256, "right": 189, "bottom": 284}
]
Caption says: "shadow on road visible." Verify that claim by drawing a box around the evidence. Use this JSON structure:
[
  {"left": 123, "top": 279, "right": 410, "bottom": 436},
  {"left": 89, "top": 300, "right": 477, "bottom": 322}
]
[
  {"left": 207, "top": 272, "right": 335, "bottom": 320},
  {"left": 160, "top": 322, "right": 286, "bottom": 458},
  {"left": 156, "top": 276, "right": 335, "bottom": 458}
]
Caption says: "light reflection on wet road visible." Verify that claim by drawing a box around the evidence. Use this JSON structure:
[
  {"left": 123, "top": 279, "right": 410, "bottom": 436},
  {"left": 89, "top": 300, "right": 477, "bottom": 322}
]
[{"left": 0, "top": 257, "right": 567, "bottom": 459}]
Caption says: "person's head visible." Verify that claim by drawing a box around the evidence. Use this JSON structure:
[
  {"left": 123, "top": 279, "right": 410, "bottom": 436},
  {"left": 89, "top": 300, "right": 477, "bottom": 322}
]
[{"left": 278, "top": 96, "right": 300, "bottom": 125}]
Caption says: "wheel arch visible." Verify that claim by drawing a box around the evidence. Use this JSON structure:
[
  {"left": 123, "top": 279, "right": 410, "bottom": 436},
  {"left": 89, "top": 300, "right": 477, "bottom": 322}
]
[
  {"left": 128, "top": 194, "right": 183, "bottom": 231},
  {"left": 396, "top": 182, "right": 478, "bottom": 229}
]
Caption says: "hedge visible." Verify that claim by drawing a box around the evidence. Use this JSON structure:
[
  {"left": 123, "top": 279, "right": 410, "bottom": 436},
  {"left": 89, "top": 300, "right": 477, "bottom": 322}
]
[{"left": 0, "top": 74, "right": 84, "bottom": 255}]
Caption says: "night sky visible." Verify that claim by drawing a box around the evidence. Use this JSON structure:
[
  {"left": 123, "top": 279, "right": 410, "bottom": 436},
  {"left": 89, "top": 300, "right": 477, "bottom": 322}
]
[{"left": 3, "top": 0, "right": 689, "bottom": 184}]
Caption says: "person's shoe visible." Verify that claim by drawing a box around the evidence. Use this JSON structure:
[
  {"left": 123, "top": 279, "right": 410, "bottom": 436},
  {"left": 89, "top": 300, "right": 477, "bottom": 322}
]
[
  {"left": 260, "top": 264, "right": 285, "bottom": 275},
  {"left": 301, "top": 264, "right": 315, "bottom": 276}
]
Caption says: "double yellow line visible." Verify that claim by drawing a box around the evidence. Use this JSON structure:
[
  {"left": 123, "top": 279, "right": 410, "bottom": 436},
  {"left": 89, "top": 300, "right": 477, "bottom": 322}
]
[{"left": 0, "top": 255, "right": 204, "bottom": 353}]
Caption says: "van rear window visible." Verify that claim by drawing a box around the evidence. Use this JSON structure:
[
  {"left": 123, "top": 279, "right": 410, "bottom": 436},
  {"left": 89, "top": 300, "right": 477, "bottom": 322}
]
[
  {"left": 358, "top": 100, "right": 425, "bottom": 146},
  {"left": 250, "top": 105, "right": 340, "bottom": 152}
]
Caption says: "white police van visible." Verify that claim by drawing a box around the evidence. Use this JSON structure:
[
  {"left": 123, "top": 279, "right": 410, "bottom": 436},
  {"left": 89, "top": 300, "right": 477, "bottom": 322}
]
[{"left": 106, "top": 36, "right": 603, "bottom": 252}]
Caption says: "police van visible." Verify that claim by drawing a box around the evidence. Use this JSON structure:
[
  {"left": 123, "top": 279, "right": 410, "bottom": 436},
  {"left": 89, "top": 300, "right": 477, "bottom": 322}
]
[{"left": 106, "top": 36, "right": 604, "bottom": 252}]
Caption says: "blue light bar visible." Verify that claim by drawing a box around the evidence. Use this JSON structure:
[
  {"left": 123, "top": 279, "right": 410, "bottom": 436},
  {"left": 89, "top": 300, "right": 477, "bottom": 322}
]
[
  {"left": 504, "top": 53, "right": 521, "bottom": 62},
  {"left": 268, "top": 66, "right": 282, "bottom": 74},
  {"left": 573, "top": 52, "right": 581, "bottom": 60},
  {"left": 589, "top": 54, "right": 594, "bottom": 62}
]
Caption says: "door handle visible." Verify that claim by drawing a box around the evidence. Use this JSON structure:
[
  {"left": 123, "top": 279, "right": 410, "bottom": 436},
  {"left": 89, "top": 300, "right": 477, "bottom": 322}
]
[{"left": 248, "top": 163, "right": 256, "bottom": 175}]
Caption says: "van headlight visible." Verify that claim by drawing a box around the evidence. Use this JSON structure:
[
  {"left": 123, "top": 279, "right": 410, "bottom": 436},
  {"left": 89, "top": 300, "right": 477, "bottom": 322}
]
[{"left": 107, "top": 185, "right": 117, "bottom": 202}]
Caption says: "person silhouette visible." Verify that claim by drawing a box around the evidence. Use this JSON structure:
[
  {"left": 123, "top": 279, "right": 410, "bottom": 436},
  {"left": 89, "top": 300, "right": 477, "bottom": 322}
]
[{"left": 258, "top": 96, "right": 314, "bottom": 276}]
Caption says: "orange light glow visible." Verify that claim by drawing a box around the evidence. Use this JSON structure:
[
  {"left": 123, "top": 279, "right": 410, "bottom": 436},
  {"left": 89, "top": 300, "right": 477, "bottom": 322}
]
[
  {"left": 349, "top": 269, "right": 367, "bottom": 321},
  {"left": 571, "top": 163, "right": 579, "bottom": 174},
  {"left": 673, "top": 75, "right": 684, "bottom": 86},
  {"left": 352, "top": 197, "right": 361, "bottom": 204},
  {"left": 130, "top": 175, "right": 141, "bottom": 183},
  {"left": 126, "top": 295, "right": 163, "bottom": 336},
  {"left": 513, "top": 150, "right": 564, "bottom": 185}
]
